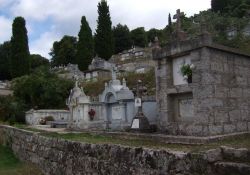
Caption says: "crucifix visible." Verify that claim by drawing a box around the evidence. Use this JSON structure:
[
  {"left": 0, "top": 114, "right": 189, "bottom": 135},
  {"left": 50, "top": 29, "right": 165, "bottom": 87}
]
[
  {"left": 111, "top": 66, "right": 117, "bottom": 80},
  {"left": 131, "top": 80, "right": 150, "bottom": 132},
  {"left": 173, "top": 9, "right": 185, "bottom": 40}
]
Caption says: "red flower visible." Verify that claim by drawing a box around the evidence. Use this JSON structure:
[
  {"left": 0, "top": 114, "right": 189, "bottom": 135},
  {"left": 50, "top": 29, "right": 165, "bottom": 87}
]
[{"left": 88, "top": 109, "right": 95, "bottom": 120}]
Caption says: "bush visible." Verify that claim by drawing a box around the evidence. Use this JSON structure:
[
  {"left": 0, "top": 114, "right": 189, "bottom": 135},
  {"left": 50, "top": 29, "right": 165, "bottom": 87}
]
[{"left": 44, "top": 116, "right": 54, "bottom": 121}]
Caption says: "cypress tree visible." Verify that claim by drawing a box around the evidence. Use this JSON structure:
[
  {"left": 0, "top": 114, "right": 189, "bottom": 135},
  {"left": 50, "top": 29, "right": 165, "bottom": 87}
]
[
  {"left": 11, "top": 16, "right": 30, "bottom": 78},
  {"left": 0, "top": 41, "right": 12, "bottom": 80},
  {"left": 95, "top": 0, "right": 114, "bottom": 60},
  {"left": 76, "top": 16, "right": 94, "bottom": 71}
]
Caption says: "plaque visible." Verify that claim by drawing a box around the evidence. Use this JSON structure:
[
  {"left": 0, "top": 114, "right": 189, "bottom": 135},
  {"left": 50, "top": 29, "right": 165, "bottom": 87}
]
[
  {"left": 131, "top": 119, "right": 139, "bottom": 129},
  {"left": 179, "top": 98, "right": 193, "bottom": 118},
  {"left": 135, "top": 98, "right": 141, "bottom": 107}
]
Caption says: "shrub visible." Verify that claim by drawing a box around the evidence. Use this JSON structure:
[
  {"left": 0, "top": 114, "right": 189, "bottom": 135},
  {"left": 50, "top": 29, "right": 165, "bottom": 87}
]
[{"left": 44, "top": 116, "right": 54, "bottom": 121}]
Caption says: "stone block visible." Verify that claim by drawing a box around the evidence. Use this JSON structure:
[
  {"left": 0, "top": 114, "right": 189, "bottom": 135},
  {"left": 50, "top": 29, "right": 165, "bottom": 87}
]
[
  {"left": 215, "top": 86, "right": 229, "bottom": 98},
  {"left": 236, "top": 76, "right": 247, "bottom": 86},
  {"left": 209, "top": 125, "right": 223, "bottom": 135},
  {"left": 229, "top": 110, "right": 241, "bottom": 122},
  {"left": 204, "top": 148, "right": 223, "bottom": 163},
  {"left": 240, "top": 110, "right": 249, "bottom": 121},
  {"left": 243, "top": 88, "right": 250, "bottom": 98},
  {"left": 214, "top": 110, "right": 229, "bottom": 123},
  {"left": 221, "top": 146, "right": 249, "bottom": 161},
  {"left": 199, "top": 98, "right": 223, "bottom": 109},
  {"left": 236, "top": 122, "right": 248, "bottom": 132},
  {"left": 229, "top": 88, "right": 242, "bottom": 98},
  {"left": 185, "top": 125, "right": 203, "bottom": 136},
  {"left": 223, "top": 124, "right": 236, "bottom": 134}
]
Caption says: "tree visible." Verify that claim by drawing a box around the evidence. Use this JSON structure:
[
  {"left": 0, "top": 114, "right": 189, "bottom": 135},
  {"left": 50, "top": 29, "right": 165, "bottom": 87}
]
[
  {"left": 95, "top": 0, "right": 114, "bottom": 60},
  {"left": 76, "top": 16, "right": 94, "bottom": 71},
  {"left": 113, "top": 24, "right": 132, "bottom": 54},
  {"left": 147, "top": 28, "right": 162, "bottom": 43},
  {"left": 50, "top": 35, "right": 77, "bottom": 67},
  {"left": 30, "top": 54, "right": 49, "bottom": 71},
  {"left": 130, "top": 27, "right": 147, "bottom": 47},
  {"left": 211, "top": 0, "right": 228, "bottom": 13},
  {"left": 10, "top": 16, "right": 30, "bottom": 78},
  {"left": 12, "top": 66, "right": 73, "bottom": 109},
  {"left": 0, "top": 41, "right": 12, "bottom": 80}
]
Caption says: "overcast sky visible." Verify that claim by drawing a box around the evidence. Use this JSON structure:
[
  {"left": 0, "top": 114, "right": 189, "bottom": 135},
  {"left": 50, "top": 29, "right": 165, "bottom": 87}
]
[{"left": 0, "top": 0, "right": 211, "bottom": 58}]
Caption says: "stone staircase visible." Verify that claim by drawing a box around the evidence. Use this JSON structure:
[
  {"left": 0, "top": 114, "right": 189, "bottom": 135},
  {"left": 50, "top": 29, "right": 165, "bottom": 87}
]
[{"left": 212, "top": 146, "right": 250, "bottom": 175}]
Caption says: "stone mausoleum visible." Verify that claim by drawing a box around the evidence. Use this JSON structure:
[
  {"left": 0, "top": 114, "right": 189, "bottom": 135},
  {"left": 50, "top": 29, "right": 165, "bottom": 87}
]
[{"left": 153, "top": 31, "right": 250, "bottom": 136}]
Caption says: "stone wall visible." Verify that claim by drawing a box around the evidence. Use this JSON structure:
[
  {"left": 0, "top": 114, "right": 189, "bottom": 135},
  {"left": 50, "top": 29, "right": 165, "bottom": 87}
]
[
  {"left": 0, "top": 125, "right": 215, "bottom": 175},
  {"left": 1, "top": 125, "right": 249, "bottom": 175},
  {"left": 25, "top": 109, "right": 69, "bottom": 125},
  {"left": 153, "top": 35, "right": 250, "bottom": 136}
]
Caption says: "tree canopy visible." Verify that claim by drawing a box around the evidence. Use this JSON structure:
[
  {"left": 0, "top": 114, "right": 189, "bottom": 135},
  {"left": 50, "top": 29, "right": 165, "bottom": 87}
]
[
  {"left": 30, "top": 54, "right": 49, "bottom": 71},
  {"left": 10, "top": 16, "right": 30, "bottom": 78},
  {"left": 95, "top": 0, "right": 114, "bottom": 60},
  {"left": 76, "top": 16, "right": 94, "bottom": 71},
  {"left": 211, "top": 0, "right": 250, "bottom": 17},
  {"left": 130, "top": 27, "right": 147, "bottom": 47},
  {"left": 12, "top": 66, "right": 73, "bottom": 109},
  {"left": 113, "top": 24, "right": 132, "bottom": 53},
  {"left": 50, "top": 35, "right": 77, "bottom": 67}
]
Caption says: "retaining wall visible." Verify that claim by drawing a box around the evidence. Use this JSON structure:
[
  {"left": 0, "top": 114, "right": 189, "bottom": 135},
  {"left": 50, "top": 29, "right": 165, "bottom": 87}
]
[{"left": 1, "top": 125, "right": 249, "bottom": 175}]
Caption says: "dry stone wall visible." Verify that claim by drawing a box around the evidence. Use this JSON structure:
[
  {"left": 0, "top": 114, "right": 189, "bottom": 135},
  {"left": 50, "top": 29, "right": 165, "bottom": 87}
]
[{"left": 1, "top": 125, "right": 250, "bottom": 175}]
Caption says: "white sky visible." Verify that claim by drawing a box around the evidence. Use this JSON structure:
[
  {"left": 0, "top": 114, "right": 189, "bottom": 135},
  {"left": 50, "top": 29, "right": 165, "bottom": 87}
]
[{"left": 0, "top": 0, "right": 211, "bottom": 58}]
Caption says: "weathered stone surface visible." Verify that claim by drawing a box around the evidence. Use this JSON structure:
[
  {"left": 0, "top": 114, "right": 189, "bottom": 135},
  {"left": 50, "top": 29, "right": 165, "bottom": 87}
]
[
  {"left": 153, "top": 34, "right": 250, "bottom": 136},
  {"left": 204, "top": 148, "right": 223, "bottom": 163},
  {"left": 214, "top": 162, "right": 250, "bottom": 175}
]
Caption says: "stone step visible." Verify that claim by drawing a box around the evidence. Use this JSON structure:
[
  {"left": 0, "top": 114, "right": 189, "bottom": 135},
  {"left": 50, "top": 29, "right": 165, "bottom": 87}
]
[
  {"left": 221, "top": 146, "right": 250, "bottom": 163},
  {"left": 214, "top": 161, "right": 250, "bottom": 175}
]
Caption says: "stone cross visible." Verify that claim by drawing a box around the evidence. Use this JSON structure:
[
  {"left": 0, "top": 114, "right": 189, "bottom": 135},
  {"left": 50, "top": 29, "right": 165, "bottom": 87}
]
[
  {"left": 173, "top": 9, "right": 185, "bottom": 40},
  {"left": 111, "top": 66, "right": 117, "bottom": 80}
]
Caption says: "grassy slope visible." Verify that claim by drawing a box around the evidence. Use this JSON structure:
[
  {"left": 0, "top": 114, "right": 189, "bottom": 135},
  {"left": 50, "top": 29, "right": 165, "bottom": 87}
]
[{"left": 0, "top": 145, "right": 43, "bottom": 175}]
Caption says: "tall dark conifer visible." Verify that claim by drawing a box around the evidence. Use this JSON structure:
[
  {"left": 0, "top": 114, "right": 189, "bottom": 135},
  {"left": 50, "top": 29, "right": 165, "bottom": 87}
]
[
  {"left": 0, "top": 41, "right": 12, "bottom": 80},
  {"left": 95, "top": 0, "right": 114, "bottom": 60},
  {"left": 76, "top": 16, "right": 94, "bottom": 71},
  {"left": 11, "top": 16, "right": 30, "bottom": 78}
]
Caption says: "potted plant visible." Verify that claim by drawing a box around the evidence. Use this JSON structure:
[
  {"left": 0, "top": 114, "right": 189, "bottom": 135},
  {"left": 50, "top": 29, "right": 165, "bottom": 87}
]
[
  {"left": 180, "top": 63, "right": 195, "bottom": 83},
  {"left": 88, "top": 109, "right": 95, "bottom": 121}
]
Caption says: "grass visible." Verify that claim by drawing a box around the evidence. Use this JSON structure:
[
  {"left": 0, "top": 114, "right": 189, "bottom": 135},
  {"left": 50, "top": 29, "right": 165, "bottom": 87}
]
[
  {"left": 40, "top": 131, "right": 250, "bottom": 153},
  {"left": 4, "top": 124, "right": 250, "bottom": 153},
  {"left": 0, "top": 145, "right": 43, "bottom": 175}
]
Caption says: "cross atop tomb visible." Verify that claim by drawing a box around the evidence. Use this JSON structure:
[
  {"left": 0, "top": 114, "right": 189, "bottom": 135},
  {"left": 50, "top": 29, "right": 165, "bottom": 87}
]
[
  {"left": 111, "top": 66, "right": 117, "bottom": 80},
  {"left": 173, "top": 9, "right": 184, "bottom": 33},
  {"left": 173, "top": 9, "right": 186, "bottom": 40}
]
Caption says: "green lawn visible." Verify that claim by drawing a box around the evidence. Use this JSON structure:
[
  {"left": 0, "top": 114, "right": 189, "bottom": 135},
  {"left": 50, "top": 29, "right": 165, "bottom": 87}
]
[
  {"left": 41, "top": 131, "right": 250, "bottom": 152},
  {"left": 0, "top": 145, "right": 43, "bottom": 175},
  {"left": 10, "top": 124, "right": 250, "bottom": 152}
]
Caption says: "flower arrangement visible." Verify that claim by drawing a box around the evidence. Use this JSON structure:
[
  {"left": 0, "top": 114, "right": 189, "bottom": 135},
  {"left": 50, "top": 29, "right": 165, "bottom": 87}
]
[
  {"left": 180, "top": 63, "right": 195, "bottom": 83},
  {"left": 88, "top": 109, "right": 95, "bottom": 121}
]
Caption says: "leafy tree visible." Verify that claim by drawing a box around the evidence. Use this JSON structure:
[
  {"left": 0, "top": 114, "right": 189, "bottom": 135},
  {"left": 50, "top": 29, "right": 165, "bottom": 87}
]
[
  {"left": 95, "top": 0, "right": 114, "bottom": 60},
  {"left": 0, "top": 41, "right": 12, "bottom": 80},
  {"left": 76, "top": 16, "right": 94, "bottom": 71},
  {"left": 211, "top": 0, "right": 250, "bottom": 17},
  {"left": 50, "top": 35, "right": 77, "bottom": 67},
  {"left": 10, "top": 16, "right": 30, "bottom": 78},
  {"left": 12, "top": 66, "right": 73, "bottom": 109},
  {"left": 30, "top": 54, "right": 49, "bottom": 71},
  {"left": 147, "top": 28, "right": 162, "bottom": 43},
  {"left": 0, "top": 96, "right": 25, "bottom": 123},
  {"left": 130, "top": 27, "right": 147, "bottom": 47},
  {"left": 113, "top": 24, "right": 132, "bottom": 53}
]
